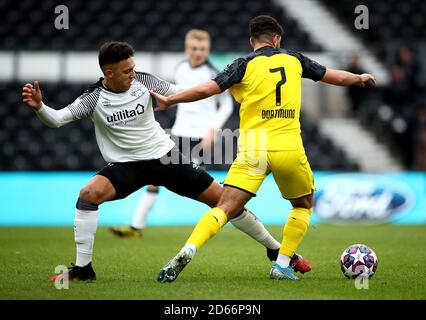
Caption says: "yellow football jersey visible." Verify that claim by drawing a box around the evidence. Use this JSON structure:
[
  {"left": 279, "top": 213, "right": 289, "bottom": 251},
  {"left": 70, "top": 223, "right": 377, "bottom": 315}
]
[{"left": 214, "top": 46, "right": 326, "bottom": 151}]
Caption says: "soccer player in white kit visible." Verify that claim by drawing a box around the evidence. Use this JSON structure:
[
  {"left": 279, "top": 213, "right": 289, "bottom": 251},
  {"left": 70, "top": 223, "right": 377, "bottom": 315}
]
[
  {"left": 22, "top": 41, "right": 294, "bottom": 282},
  {"left": 109, "top": 30, "right": 234, "bottom": 239}
]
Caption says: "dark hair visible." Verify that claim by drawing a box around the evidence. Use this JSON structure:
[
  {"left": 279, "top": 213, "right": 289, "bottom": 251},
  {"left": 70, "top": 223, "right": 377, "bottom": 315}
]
[
  {"left": 249, "top": 15, "right": 283, "bottom": 40},
  {"left": 98, "top": 41, "right": 135, "bottom": 67}
]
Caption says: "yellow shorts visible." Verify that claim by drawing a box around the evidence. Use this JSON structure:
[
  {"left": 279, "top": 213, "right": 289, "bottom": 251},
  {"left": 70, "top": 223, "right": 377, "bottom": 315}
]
[{"left": 223, "top": 149, "right": 315, "bottom": 199}]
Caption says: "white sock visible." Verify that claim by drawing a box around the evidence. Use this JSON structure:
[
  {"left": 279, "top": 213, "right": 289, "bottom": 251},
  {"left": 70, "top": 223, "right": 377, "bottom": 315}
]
[
  {"left": 181, "top": 243, "right": 197, "bottom": 258},
  {"left": 74, "top": 208, "right": 98, "bottom": 267},
  {"left": 230, "top": 208, "right": 281, "bottom": 250},
  {"left": 131, "top": 190, "right": 158, "bottom": 229},
  {"left": 277, "top": 254, "right": 291, "bottom": 268}
]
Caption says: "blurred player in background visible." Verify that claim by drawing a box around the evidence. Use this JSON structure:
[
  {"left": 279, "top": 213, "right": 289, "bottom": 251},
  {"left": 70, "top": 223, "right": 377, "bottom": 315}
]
[
  {"left": 22, "top": 41, "right": 299, "bottom": 282},
  {"left": 109, "top": 29, "right": 233, "bottom": 239},
  {"left": 152, "top": 15, "right": 376, "bottom": 282}
]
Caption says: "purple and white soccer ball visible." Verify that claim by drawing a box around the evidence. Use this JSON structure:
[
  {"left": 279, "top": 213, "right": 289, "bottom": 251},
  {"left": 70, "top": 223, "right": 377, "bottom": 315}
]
[{"left": 340, "top": 244, "right": 378, "bottom": 279}]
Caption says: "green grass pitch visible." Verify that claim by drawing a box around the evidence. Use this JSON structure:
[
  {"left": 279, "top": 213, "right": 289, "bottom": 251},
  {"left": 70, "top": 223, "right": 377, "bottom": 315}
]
[{"left": 0, "top": 224, "right": 425, "bottom": 300}]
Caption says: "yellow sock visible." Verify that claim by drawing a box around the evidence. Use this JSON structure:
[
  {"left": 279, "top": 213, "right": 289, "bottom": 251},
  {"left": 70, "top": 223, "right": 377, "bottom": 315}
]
[
  {"left": 279, "top": 207, "right": 312, "bottom": 257},
  {"left": 186, "top": 208, "right": 228, "bottom": 250}
]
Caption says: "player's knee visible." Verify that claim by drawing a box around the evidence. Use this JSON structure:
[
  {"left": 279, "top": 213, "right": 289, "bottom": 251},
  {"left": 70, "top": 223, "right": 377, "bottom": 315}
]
[
  {"left": 208, "top": 181, "right": 223, "bottom": 204},
  {"left": 217, "top": 202, "right": 244, "bottom": 220},
  {"left": 79, "top": 186, "right": 105, "bottom": 204},
  {"left": 293, "top": 201, "right": 312, "bottom": 210},
  {"left": 305, "top": 194, "right": 314, "bottom": 209},
  {"left": 290, "top": 193, "right": 314, "bottom": 209},
  {"left": 147, "top": 185, "right": 160, "bottom": 193},
  {"left": 197, "top": 181, "right": 222, "bottom": 207},
  {"left": 301, "top": 198, "right": 313, "bottom": 209}
]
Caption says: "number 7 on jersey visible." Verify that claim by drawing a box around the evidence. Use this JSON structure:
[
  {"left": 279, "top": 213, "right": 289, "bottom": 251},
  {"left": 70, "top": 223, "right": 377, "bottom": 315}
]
[{"left": 269, "top": 67, "right": 286, "bottom": 106}]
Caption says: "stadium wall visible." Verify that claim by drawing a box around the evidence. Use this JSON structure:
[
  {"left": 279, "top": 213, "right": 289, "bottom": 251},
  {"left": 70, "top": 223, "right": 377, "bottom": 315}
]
[{"left": 0, "top": 171, "right": 424, "bottom": 226}]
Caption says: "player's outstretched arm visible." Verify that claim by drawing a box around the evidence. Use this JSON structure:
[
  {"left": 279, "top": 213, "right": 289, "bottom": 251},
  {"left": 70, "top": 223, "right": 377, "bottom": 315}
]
[
  {"left": 320, "top": 68, "right": 376, "bottom": 87},
  {"left": 22, "top": 80, "right": 74, "bottom": 128},
  {"left": 151, "top": 80, "right": 222, "bottom": 112}
]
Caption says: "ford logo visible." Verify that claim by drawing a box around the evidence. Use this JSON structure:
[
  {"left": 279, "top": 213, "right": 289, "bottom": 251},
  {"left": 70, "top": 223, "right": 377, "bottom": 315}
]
[{"left": 313, "top": 176, "right": 414, "bottom": 221}]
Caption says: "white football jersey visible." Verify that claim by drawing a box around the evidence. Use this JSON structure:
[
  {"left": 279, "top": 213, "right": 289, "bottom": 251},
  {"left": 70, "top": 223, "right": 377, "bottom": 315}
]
[
  {"left": 171, "top": 60, "right": 233, "bottom": 138},
  {"left": 63, "top": 72, "right": 177, "bottom": 162}
]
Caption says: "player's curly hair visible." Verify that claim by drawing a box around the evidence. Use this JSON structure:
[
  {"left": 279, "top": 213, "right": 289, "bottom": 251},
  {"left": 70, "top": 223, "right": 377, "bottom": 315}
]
[
  {"left": 249, "top": 15, "right": 283, "bottom": 40},
  {"left": 98, "top": 41, "right": 135, "bottom": 67}
]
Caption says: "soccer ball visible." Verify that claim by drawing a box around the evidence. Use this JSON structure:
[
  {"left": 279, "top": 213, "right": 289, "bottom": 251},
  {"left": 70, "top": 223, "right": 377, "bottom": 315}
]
[{"left": 340, "top": 244, "right": 378, "bottom": 279}]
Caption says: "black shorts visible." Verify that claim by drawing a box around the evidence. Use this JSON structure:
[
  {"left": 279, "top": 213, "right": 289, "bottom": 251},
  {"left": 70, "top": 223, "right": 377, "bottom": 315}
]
[{"left": 97, "top": 147, "right": 214, "bottom": 200}]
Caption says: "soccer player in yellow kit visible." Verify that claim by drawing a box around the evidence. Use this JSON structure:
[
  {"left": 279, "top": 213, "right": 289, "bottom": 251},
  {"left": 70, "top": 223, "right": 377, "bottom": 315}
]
[{"left": 152, "top": 15, "right": 376, "bottom": 282}]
